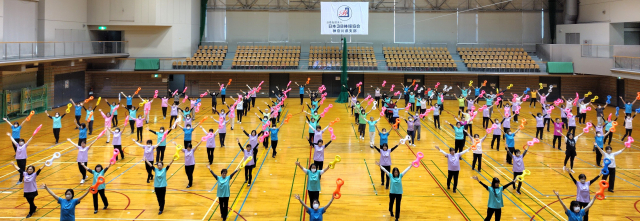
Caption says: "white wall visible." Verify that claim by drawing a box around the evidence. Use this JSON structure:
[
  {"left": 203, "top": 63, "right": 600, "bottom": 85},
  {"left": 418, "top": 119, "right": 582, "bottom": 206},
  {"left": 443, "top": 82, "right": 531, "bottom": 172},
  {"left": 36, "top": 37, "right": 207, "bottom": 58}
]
[
  {"left": 556, "top": 23, "right": 610, "bottom": 44},
  {"left": 38, "top": 0, "right": 88, "bottom": 42},
  {"left": 578, "top": 0, "right": 640, "bottom": 23}
]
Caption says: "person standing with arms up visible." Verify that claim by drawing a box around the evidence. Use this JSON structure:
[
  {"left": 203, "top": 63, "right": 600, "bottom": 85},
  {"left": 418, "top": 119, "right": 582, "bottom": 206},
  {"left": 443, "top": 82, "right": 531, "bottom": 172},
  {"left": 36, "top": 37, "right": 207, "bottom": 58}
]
[
  {"left": 42, "top": 184, "right": 90, "bottom": 221},
  {"left": 472, "top": 176, "right": 516, "bottom": 221},
  {"left": 376, "top": 161, "right": 412, "bottom": 221},
  {"left": 207, "top": 164, "right": 238, "bottom": 221}
]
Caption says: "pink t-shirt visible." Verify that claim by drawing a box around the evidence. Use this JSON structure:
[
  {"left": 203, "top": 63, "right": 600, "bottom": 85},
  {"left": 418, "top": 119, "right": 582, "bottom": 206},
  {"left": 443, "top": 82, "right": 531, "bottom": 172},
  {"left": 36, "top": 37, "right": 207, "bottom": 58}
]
[
  {"left": 135, "top": 118, "right": 144, "bottom": 127},
  {"left": 161, "top": 98, "right": 169, "bottom": 107}
]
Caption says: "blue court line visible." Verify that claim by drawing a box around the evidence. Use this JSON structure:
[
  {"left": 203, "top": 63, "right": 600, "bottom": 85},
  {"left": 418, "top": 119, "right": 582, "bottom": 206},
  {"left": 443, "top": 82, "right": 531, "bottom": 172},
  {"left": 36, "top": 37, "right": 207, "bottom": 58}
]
[{"left": 233, "top": 145, "right": 271, "bottom": 221}]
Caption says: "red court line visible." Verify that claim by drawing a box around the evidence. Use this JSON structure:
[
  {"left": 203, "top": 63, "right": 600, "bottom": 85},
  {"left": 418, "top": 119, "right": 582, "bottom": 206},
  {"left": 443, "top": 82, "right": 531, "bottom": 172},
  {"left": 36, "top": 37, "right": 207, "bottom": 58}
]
[
  {"left": 635, "top": 200, "right": 640, "bottom": 214},
  {"left": 529, "top": 195, "right": 573, "bottom": 221}
]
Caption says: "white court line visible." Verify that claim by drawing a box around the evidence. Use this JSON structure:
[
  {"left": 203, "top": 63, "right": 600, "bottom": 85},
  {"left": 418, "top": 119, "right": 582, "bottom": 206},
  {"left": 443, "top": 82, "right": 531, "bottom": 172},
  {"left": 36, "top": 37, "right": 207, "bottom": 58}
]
[{"left": 0, "top": 217, "right": 202, "bottom": 221}]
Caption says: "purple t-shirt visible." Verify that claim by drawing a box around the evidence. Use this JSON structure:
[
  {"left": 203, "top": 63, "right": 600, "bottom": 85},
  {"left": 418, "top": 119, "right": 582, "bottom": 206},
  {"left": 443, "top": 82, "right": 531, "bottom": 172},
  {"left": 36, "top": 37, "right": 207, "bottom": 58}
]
[
  {"left": 23, "top": 171, "right": 39, "bottom": 193},
  {"left": 183, "top": 148, "right": 196, "bottom": 166},
  {"left": 576, "top": 181, "right": 591, "bottom": 203},
  {"left": 205, "top": 133, "right": 216, "bottom": 148},
  {"left": 15, "top": 144, "right": 27, "bottom": 160},
  {"left": 379, "top": 149, "right": 392, "bottom": 166},
  {"left": 313, "top": 145, "right": 326, "bottom": 162},
  {"left": 243, "top": 148, "right": 255, "bottom": 166},
  {"left": 512, "top": 155, "right": 524, "bottom": 172},
  {"left": 142, "top": 145, "right": 155, "bottom": 161},
  {"left": 112, "top": 131, "right": 122, "bottom": 145},
  {"left": 76, "top": 146, "right": 89, "bottom": 162}
]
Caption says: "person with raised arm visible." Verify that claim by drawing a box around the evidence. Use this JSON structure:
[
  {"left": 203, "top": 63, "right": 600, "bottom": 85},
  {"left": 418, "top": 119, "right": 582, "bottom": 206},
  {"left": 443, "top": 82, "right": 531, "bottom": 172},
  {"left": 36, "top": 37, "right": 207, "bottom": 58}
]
[
  {"left": 44, "top": 110, "right": 66, "bottom": 144},
  {"left": 144, "top": 158, "right": 175, "bottom": 214},
  {"left": 554, "top": 190, "right": 597, "bottom": 221},
  {"left": 42, "top": 184, "right": 90, "bottom": 221},
  {"left": 207, "top": 164, "right": 238, "bottom": 221},
  {"left": 9, "top": 161, "right": 45, "bottom": 218},
  {"left": 67, "top": 137, "right": 99, "bottom": 184},
  {"left": 376, "top": 160, "right": 411, "bottom": 221},
  {"left": 471, "top": 176, "right": 516, "bottom": 221}
]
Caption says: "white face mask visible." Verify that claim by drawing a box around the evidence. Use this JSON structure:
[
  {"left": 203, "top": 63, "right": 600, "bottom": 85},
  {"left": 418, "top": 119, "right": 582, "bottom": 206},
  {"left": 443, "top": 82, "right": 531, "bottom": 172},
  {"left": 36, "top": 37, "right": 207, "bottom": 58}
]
[
  {"left": 311, "top": 169, "right": 317, "bottom": 173},
  {"left": 160, "top": 130, "right": 164, "bottom": 133},
  {"left": 187, "top": 127, "right": 191, "bottom": 129},
  {"left": 573, "top": 207, "right": 580, "bottom": 213},
  {"left": 606, "top": 150, "right": 612, "bottom": 154},
  {"left": 313, "top": 204, "right": 319, "bottom": 209},
  {"left": 19, "top": 142, "right": 24, "bottom": 145}
]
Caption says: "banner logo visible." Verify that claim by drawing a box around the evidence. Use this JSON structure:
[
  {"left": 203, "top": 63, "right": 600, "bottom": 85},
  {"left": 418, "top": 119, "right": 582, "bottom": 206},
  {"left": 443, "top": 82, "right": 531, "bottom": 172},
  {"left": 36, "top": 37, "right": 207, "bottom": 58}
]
[{"left": 337, "top": 6, "right": 351, "bottom": 21}]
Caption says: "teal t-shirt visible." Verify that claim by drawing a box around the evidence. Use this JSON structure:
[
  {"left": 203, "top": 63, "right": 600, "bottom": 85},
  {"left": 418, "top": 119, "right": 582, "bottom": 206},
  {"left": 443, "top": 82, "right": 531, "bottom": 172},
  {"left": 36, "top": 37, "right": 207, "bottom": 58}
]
[
  {"left": 58, "top": 198, "right": 79, "bottom": 221},
  {"left": 91, "top": 170, "right": 106, "bottom": 190},
  {"left": 110, "top": 104, "right": 118, "bottom": 116},
  {"left": 129, "top": 109, "right": 137, "bottom": 117},
  {"left": 52, "top": 116, "right": 62, "bottom": 129},
  {"left": 308, "top": 121, "right": 317, "bottom": 133},
  {"left": 454, "top": 126, "right": 464, "bottom": 139},
  {"left": 156, "top": 132, "right": 167, "bottom": 146},
  {"left": 183, "top": 128, "right": 194, "bottom": 141},
  {"left": 306, "top": 170, "right": 322, "bottom": 191},
  {"left": 389, "top": 173, "right": 404, "bottom": 194},
  {"left": 368, "top": 120, "right": 378, "bottom": 132},
  {"left": 566, "top": 209, "right": 586, "bottom": 221},
  {"left": 307, "top": 207, "right": 326, "bottom": 221},
  {"left": 505, "top": 133, "right": 515, "bottom": 147},
  {"left": 487, "top": 186, "right": 505, "bottom": 209},
  {"left": 153, "top": 167, "right": 169, "bottom": 188},
  {"left": 409, "top": 95, "right": 415, "bottom": 103},
  {"left": 379, "top": 133, "right": 389, "bottom": 144},
  {"left": 216, "top": 176, "right": 231, "bottom": 197}
]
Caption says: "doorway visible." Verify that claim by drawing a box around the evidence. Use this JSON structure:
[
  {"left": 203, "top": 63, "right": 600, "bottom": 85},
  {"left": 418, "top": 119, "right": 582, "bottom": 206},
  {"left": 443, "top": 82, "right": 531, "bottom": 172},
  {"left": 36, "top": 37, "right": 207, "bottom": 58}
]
[
  {"left": 168, "top": 74, "right": 185, "bottom": 96},
  {"left": 269, "top": 73, "right": 290, "bottom": 97},
  {"left": 539, "top": 77, "right": 561, "bottom": 101}
]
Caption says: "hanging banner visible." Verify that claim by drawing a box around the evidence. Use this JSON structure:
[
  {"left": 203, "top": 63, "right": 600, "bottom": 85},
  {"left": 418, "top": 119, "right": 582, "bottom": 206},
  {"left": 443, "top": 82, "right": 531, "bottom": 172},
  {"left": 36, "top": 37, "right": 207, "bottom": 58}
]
[{"left": 321, "top": 2, "right": 369, "bottom": 35}]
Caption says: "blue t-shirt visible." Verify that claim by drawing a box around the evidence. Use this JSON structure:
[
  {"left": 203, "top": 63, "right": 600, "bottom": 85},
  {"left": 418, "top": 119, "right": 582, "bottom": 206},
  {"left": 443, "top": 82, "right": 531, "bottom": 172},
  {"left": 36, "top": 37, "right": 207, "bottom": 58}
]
[
  {"left": 126, "top": 97, "right": 133, "bottom": 105},
  {"left": 58, "top": 198, "right": 79, "bottom": 221},
  {"left": 74, "top": 106, "right": 82, "bottom": 116},
  {"left": 154, "top": 167, "right": 169, "bottom": 188},
  {"left": 79, "top": 128, "right": 87, "bottom": 139},
  {"left": 11, "top": 126, "right": 21, "bottom": 138},
  {"left": 625, "top": 103, "right": 632, "bottom": 113},
  {"left": 392, "top": 108, "right": 399, "bottom": 117},
  {"left": 566, "top": 209, "right": 586, "bottom": 221},
  {"left": 217, "top": 176, "right": 231, "bottom": 197},
  {"left": 221, "top": 88, "right": 226, "bottom": 95},
  {"left": 595, "top": 136, "right": 604, "bottom": 148},
  {"left": 379, "top": 133, "right": 389, "bottom": 144},
  {"left": 454, "top": 126, "right": 464, "bottom": 139},
  {"left": 183, "top": 128, "right": 194, "bottom": 141},
  {"left": 270, "top": 128, "right": 280, "bottom": 141},
  {"left": 300, "top": 86, "right": 305, "bottom": 94},
  {"left": 307, "top": 207, "right": 326, "bottom": 221},
  {"left": 86, "top": 110, "right": 94, "bottom": 121},
  {"left": 306, "top": 170, "right": 322, "bottom": 191},
  {"left": 475, "top": 88, "right": 481, "bottom": 96},
  {"left": 505, "top": 133, "right": 515, "bottom": 147}
]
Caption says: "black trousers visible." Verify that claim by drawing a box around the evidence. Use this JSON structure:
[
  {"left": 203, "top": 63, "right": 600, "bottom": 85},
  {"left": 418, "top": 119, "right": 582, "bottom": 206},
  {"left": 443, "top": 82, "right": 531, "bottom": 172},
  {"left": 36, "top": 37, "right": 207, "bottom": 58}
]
[
  {"left": 206, "top": 148, "right": 215, "bottom": 164},
  {"left": 472, "top": 153, "right": 482, "bottom": 171},
  {"left": 219, "top": 197, "right": 229, "bottom": 219},
  {"left": 579, "top": 202, "right": 591, "bottom": 221},
  {"left": 88, "top": 121, "right": 94, "bottom": 134},
  {"left": 535, "top": 127, "right": 544, "bottom": 139},
  {"left": 564, "top": 155, "right": 576, "bottom": 169},
  {"left": 455, "top": 139, "right": 465, "bottom": 154},
  {"left": 25, "top": 193, "right": 37, "bottom": 215},
  {"left": 237, "top": 110, "right": 243, "bottom": 122},
  {"left": 543, "top": 118, "right": 551, "bottom": 131},
  {"left": 145, "top": 161, "right": 155, "bottom": 181},
  {"left": 389, "top": 194, "right": 403, "bottom": 218},
  {"left": 251, "top": 97, "right": 256, "bottom": 107},
  {"left": 553, "top": 135, "right": 562, "bottom": 149},
  {"left": 562, "top": 118, "right": 568, "bottom": 129},
  {"left": 17, "top": 159, "right": 26, "bottom": 182},
  {"left": 506, "top": 147, "right": 515, "bottom": 164},
  {"left": 491, "top": 135, "right": 501, "bottom": 150},
  {"left": 308, "top": 190, "right": 319, "bottom": 204},
  {"left": 300, "top": 94, "right": 304, "bottom": 104},
  {"left": 156, "top": 146, "right": 165, "bottom": 162},
  {"left": 185, "top": 165, "right": 195, "bottom": 186},
  {"left": 483, "top": 117, "right": 490, "bottom": 128},
  {"left": 622, "top": 129, "right": 633, "bottom": 140},
  {"left": 595, "top": 147, "right": 603, "bottom": 166},
  {"left": 447, "top": 170, "right": 460, "bottom": 190},
  {"left": 162, "top": 107, "right": 167, "bottom": 118},
  {"left": 169, "top": 116, "right": 177, "bottom": 126},
  {"left": 114, "top": 145, "right": 124, "bottom": 160},
  {"left": 603, "top": 131, "right": 613, "bottom": 145},
  {"left": 92, "top": 189, "right": 108, "bottom": 210},
  {"left": 271, "top": 140, "right": 278, "bottom": 156},
  {"left": 221, "top": 95, "right": 226, "bottom": 103},
  {"left": 129, "top": 120, "right": 135, "bottom": 133},
  {"left": 485, "top": 208, "right": 502, "bottom": 221},
  {"left": 184, "top": 140, "right": 192, "bottom": 148},
  {"left": 359, "top": 123, "right": 366, "bottom": 137},
  {"left": 244, "top": 166, "right": 254, "bottom": 183},
  {"left": 136, "top": 127, "right": 143, "bottom": 141},
  {"left": 53, "top": 128, "right": 61, "bottom": 143},
  {"left": 219, "top": 133, "right": 226, "bottom": 147},
  {"left": 434, "top": 116, "right": 441, "bottom": 129},
  {"left": 154, "top": 187, "right": 166, "bottom": 211},
  {"left": 568, "top": 126, "right": 576, "bottom": 136},
  {"left": 381, "top": 165, "right": 391, "bottom": 188},
  {"left": 602, "top": 167, "right": 616, "bottom": 191},
  {"left": 78, "top": 162, "right": 88, "bottom": 179},
  {"left": 513, "top": 172, "right": 523, "bottom": 192},
  {"left": 75, "top": 115, "right": 81, "bottom": 128}
]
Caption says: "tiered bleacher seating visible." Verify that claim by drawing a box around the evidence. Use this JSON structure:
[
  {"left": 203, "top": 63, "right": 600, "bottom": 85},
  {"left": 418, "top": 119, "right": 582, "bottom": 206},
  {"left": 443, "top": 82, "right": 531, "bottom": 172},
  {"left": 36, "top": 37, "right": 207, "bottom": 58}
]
[
  {"left": 173, "top": 45, "right": 227, "bottom": 69},
  {"left": 231, "top": 46, "right": 300, "bottom": 69},
  {"left": 308, "top": 46, "right": 377, "bottom": 70},
  {"left": 457, "top": 47, "right": 540, "bottom": 72},
  {"left": 384, "top": 47, "right": 457, "bottom": 71}
]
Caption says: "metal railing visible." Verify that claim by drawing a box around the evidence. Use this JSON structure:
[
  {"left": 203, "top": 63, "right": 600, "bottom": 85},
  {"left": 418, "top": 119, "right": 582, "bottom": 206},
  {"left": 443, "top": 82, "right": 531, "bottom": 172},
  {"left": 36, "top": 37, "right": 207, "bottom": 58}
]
[
  {"left": 613, "top": 56, "right": 640, "bottom": 71},
  {"left": 581, "top": 44, "right": 613, "bottom": 58},
  {"left": 0, "top": 41, "right": 127, "bottom": 60}
]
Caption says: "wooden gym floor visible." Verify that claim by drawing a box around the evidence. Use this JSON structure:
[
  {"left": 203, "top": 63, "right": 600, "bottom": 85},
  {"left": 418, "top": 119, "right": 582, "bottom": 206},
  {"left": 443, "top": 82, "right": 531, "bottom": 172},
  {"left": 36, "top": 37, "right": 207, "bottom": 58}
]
[{"left": 0, "top": 97, "right": 638, "bottom": 220}]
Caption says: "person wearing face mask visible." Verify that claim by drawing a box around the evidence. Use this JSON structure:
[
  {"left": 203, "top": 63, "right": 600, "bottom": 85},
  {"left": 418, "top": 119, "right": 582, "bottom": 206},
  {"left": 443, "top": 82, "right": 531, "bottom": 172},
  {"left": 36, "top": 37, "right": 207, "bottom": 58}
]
[
  {"left": 109, "top": 128, "right": 124, "bottom": 160},
  {"left": 531, "top": 111, "right": 547, "bottom": 140},
  {"left": 558, "top": 104, "right": 569, "bottom": 130},
  {"left": 229, "top": 95, "right": 245, "bottom": 124},
  {"left": 376, "top": 126, "right": 391, "bottom": 146},
  {"left": 269, "top": 121, "right": 285, "bottom": 158},
  {"left": 212, "top": 115, "right": 231, "bottom": 147},
  {"left": 373, "top": 142, "right": 400, "bottom": 189},
  {"left": 81, "top": 162, "right": 112, "bottom": 214},
  {"left": 45, "top": 111, "right": 66, "bottom": 144},
  {"left": 149, "top": 127, "right": 172, "bottom": 162},
  {"left": 495, "top": 109, "right": 512, "bottom": 141},
  {"left": 207, "top": 164, "right": 238, "bottom": 221},
  {"left": 294, "top": 193, "right": 334, "bottom": 221},
  {"left": 236, "top": 138, "right": 258, "bottom": 186},
  {"left": 122, "top": 104, "right": 139, "bottom": 134},
  {"left": 69, "top": 99, "right": 84, "bottom": 129},
  {"left": 529, "top": 89, "right": 537, "bottom": 108},
  {"left": 482, "top": 104, "right": 492, "bottom": 129},
  {"left": 72, "top": 120, "right": 88, "bottom": 146},
  {"left": 134, "top": 115, "right": 145, "bottom": 142},
  {"left": 471, "top": 176, "right": 516, "bottom": 221},
  {"left": 565, "top": 108, "right": 578, "bottom": 135},
  {"left": 4, "top": 117, "right": 28, "bottom": 152},
  {"left": 591, "top": 130, "right": 609, "bottom": 166},
  {"left": 470, "top": 84, "right": 483, "bottom": 104},
  {"left": 294, "top": 161, "right": 332, "bottom": 208},
  {"left": 619, "top": 96, "right": 637, "bottom": 118},
  {"left": 366, "top": 116, "right": 381, "bottom": 147},
  {"left": 120, "top": 91, "right": 135, "bottom": 109},
  {"left": 554, "top": 190, "right": 597, "bottom": 221},
  {"left": 590, "top": 102, "right": 608, "bottom": 126},
  {"left": 507, "top": 96, "right": 522, "bottom": 122},
  {"left": 373, "top": 86, "right": 382, "bottom": 107},
  {"left": 470, "top": 132, "right": 489, "bottom": 171},
  {"left": 159, "top": 96, "right": 170, "bottom": 119},
  {"left": 455, "top": 93, "right": 466, "bottom": 116},
  {"left": 504, "top": 145, "right": 530, "bottom": 194},
  {"left": 295, "top": 82, "right": 307, "bottom": 105},
  {"left": 7, "top": 132, "right": 34, "bottom": 184},
  {"left": 358, "top": 109, "right": 373, "bottom": 140},
  {"left": 376, "top": 160, "right": 412, "bottom": 220},
  {"left": 568, "top": 171, "right": 602, "bottom": 221},
  {"left": 602, "top": 115, "right": 617, "bottom": 145},
  {"left": 308, "top": 138, "right": 333, "bottom": 174},
  {"left": 312, "top": 125, "right": 330, "bottom": 144},
  {"left": 97, "top": 109, "right": 113, "bottom": 143},
  {"left": 175, "top": 140, "right": 202, "bottom": 188},
  {"left": 206, "top": 90, "right": 219, "bottom": 114},
  {"left": 550, "top": 118, "right": 565, "bottom": 150},
  {"left": 445, "top": 121, "right": 466, "bottom": 157},
  {"left": 178, "top": 107, "right": 194, "bottom": 124},
  {"left": 177, "top": 121, "right": 202, "bottom": 148},
  {"left": 408, "top": 91, "right": 417, "bottom": 112},
  {"left": 133, "top": 139, "right": 160, "bottom": 183},
  {"left": 577, "top": 99, "right": 592, "bottom": 125},
  {"left": 500, "top": 128, "right": 522, "bottom": 164},
  {"left": 305, "top": 118, "right": 321, "bottom": 144},
  {"left": 401, "top": 115, "right": 417, "bottom": 146},
  {"left": 203, "top": 127, "right": 221, "bottom": 164},
  {"left": 105, "top": 99, "right": 120, "bottom": 126},
  {"left": 10, "top": 162, "right": 45, "bottom": 218},
  {"left": 138, "top": 96, "right": 155, "bottom": 124},
  {"left": 217, "top": 82, "right": 228, "bottom": 103},
  {"left": 68, "top": 138, "right": 98, "bottom": 184},
  {"left": 557, "top": 131, "right": 586, "bottom": 173},
  {"left": 43, "top": 184, "right": 90, "bottom": 221},
  {"left": 542, "top": 104, "right": 552, "bottom": 132},
  {"left": 169, "top": 103, "right": 180, "bottom": 126},
  {"left": 83, "top": 105, "right": 95, "bottom": 135},
  {"left": 595, "top": 145, "right": 627, "bottom": 192},
  {"left": 621, "top": 113, "right": 637, "bottom": 141},
  {"left": 144, "top": 158, "right": 175, "bottom": 215},
  {"left": 436, "top": 145, "right": 471, "bottom": 193},
  {"left": 488, "top": 118, "right": 503, "bottom": 151}
]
